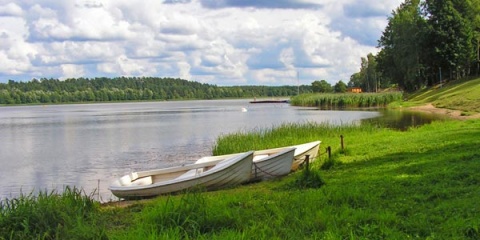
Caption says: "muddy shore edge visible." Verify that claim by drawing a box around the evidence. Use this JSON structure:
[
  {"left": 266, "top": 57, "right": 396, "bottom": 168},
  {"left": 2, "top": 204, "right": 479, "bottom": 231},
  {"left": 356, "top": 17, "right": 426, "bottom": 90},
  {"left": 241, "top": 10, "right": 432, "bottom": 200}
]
[{"left": 408, "top": 103, "right": 480, "bottom": 120}]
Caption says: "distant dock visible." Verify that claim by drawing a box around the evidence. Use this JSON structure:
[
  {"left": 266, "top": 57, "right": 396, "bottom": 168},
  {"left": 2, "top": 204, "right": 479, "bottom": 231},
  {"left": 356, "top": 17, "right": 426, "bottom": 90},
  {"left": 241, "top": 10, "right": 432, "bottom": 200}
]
[{"left": 249, "top": 99, "right": 290, "bottom": 104}]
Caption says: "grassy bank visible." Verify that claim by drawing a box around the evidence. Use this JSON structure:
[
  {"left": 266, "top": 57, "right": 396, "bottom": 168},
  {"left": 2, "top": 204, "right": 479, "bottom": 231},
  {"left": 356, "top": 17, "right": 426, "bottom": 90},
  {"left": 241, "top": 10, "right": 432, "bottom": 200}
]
[
  {"left": 290, "top": 92, "right": 403, "bottom": 109},
  {"left": 402, "top": 78, "right": 480, "bottom": 115},
  {"left": 103, "top": 120, "right": 479, "bottom": 239},
  {"left": 3, "top": 120, "right": 478, "bottom": 239}
]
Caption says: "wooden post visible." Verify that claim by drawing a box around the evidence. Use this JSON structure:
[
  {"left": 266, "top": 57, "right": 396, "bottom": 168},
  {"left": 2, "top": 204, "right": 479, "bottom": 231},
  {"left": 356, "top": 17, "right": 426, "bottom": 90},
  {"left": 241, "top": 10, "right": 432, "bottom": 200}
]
[
  {"left": 477, "top": 37, "right": 480, "bottom": 76},
  {"left": 97, "top": 179, "right": 100, "bottom": 202},
  {"left": 439, "top": 67, "right": 442, "bottom": 86},
  {"left": 340, "top": 135, "right": 344, "bottom": 152},
  {"left": 305, "top": 155, "right": 310, "bottom": 172},
  {"left": 327, "top": 146, "right": 331, "bottom": 159}
]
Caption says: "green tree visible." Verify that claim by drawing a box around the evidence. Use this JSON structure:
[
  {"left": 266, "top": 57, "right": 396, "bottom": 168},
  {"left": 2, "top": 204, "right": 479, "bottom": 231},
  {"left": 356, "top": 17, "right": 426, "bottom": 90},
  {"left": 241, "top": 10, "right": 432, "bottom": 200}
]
[
  {"left": 311, "top": 80, "right": 333, "bottom": 93},
  {"left": 377, "top": 0, "right": 425, "bottom": 91},
  {"left": 0, "top": 77, "right": 308, "bottom": 104},
  {"left": 348, "top": 72, "right": 362, "bottom": 88},
  {"left": 334, "top": 80, "right": 347, "bottom": 93},
  {"left": 350, "top": 53, "right": 382, "bottom": 92},
  {"left": 0, "top": 90, "right": 12, "bottom": 104},
  {"left": 423, "top": 0, "right": 475, "bottom": 80}
]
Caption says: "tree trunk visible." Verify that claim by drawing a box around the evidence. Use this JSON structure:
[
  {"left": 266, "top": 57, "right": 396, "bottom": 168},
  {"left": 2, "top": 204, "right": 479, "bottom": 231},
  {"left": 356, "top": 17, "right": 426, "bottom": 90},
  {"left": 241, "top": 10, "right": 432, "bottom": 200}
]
[{"left": 477, "top": 38, "right": 480, "bottom": 76}]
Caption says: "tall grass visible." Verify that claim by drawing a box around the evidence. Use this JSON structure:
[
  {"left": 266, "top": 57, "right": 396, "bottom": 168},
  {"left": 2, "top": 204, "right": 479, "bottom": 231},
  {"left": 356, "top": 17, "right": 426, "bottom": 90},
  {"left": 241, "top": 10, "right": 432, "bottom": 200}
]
[
  {"left": 120, "top": 190, "right": 239, "bottom": 239},
  {"left": 290, "top": 92, "right": 403, "bottom": 109},
  {"left": 0, "top": 187, "right": 106, "bottom": 239},
  {"left": 212, "top": 121, "right": 374, "bottom": 156}
]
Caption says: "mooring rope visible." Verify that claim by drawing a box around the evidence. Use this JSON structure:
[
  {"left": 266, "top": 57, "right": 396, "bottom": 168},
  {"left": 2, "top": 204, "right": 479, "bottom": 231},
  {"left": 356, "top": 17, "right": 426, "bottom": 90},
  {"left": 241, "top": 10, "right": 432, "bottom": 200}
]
[
  {"left": 252, "top": 148, "right": 329, "bottom": 178},
  {"left": 318, "top": 148, "right": 327, "bottom": 157},
  {"left": 252, "top": 162, "right": 285, "bottom": 178}
]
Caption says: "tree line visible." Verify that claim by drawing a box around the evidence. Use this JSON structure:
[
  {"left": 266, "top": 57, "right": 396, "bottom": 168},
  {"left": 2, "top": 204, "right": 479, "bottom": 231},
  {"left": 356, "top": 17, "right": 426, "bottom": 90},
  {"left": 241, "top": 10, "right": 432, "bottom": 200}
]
[
  {"left": 0, "top": 77, "right": 312, "bottom": 104},
  {"left": 350, "top": 0, "right": 480, "bottom": 91},
  {"left": 310, "top": 80, "right": 348, "bottom": 93}
]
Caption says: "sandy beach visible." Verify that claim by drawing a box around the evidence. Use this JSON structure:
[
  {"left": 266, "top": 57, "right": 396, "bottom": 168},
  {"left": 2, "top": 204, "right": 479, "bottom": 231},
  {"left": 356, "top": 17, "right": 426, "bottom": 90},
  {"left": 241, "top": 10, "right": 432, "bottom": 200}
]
[{"left": 409, "top": 103, "right": 480, "bottom": 120}]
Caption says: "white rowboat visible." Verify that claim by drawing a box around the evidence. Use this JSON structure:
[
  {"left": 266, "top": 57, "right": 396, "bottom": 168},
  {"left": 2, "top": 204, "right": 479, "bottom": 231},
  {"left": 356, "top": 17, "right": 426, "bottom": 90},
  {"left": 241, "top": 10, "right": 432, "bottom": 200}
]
[
  {"left": 251, "top": 147, "right": 296, "bottom": 181},
  {"left": 267, "top": 141, "right": 321, "bottom": 171},
  {"left": 109, "top": 151, "right": 254, "bottom": 199},
  {"left": 196, "top": 140, "right": 321, "bottom": 181},
  {"left": 196, "top": 147, "right": 296, "bottom": 182}
]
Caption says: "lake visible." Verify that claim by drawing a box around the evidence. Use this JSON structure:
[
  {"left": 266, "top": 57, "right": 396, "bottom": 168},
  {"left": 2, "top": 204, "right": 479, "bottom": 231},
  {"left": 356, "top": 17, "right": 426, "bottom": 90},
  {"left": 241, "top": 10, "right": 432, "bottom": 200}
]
[{"left": 0, "top": 100, "right": 440, "bottom": 201}]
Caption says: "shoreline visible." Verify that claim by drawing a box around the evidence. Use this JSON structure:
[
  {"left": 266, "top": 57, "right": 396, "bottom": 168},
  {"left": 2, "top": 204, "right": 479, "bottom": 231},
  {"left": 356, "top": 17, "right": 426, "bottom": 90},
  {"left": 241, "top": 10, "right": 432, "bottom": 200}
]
[{"left": 408, "top": 103, "right": 480, "bottom": 120}]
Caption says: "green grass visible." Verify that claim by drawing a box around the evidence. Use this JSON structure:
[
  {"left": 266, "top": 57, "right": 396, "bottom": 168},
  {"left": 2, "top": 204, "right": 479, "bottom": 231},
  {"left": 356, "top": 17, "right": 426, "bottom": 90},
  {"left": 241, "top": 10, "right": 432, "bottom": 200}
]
[
  {"left": 0, "top": 187, "right": 107, "bottom": 239},
  {"left": 2, "top": 120, "right": 478, "bottom": 239},
  {"left": 404, "top": 78, "right": 480, "bottom": 113},
  {"left": 104, "top": 120, "right": 480, "bottom": 239}
]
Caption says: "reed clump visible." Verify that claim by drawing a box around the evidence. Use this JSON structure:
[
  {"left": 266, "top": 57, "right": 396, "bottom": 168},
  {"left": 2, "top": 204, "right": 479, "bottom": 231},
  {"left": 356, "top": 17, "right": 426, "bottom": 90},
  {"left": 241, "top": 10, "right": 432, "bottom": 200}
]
[
  {"left": 212, "top": 121, "right": 372, "bottom": 156},
  {"left": 0, "top": 187, "right": 106, "bottom": 240},
  {"left": 290, "top": 92, "right": 403, "bottom": 109}
]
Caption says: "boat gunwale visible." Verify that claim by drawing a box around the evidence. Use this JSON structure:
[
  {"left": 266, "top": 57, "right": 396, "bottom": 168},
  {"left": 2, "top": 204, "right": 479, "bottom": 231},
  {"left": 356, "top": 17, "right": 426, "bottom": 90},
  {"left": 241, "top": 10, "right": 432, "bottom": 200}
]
[{"left": 109, "top": 151, "right": 254, "bottom": 192}]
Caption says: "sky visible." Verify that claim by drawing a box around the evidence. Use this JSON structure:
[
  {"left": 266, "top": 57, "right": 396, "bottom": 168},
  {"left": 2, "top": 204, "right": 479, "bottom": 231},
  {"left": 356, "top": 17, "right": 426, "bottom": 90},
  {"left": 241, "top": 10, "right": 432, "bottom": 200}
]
[{"left": 0, "top": 0, "right": 403, "bottom": 86}]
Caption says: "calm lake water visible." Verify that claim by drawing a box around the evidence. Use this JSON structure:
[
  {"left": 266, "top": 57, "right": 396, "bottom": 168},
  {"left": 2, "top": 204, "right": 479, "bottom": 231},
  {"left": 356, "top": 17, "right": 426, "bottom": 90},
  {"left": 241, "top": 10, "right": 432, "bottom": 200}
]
[{"left": 0, "top": 100, "right": 441, "bottom": 201}]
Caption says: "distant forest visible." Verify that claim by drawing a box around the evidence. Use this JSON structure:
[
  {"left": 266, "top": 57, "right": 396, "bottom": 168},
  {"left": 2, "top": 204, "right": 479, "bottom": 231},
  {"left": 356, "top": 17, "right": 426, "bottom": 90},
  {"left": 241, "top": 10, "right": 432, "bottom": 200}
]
[{"left": 0, "top": 77, "right": 311, "bottom": 104}]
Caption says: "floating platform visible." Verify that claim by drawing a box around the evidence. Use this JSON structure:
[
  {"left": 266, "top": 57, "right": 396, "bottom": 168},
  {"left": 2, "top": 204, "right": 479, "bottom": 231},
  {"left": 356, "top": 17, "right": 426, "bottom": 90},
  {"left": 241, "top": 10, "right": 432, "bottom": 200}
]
[{"left": 249, "top": 100, "right": 290, "bottom": 104}]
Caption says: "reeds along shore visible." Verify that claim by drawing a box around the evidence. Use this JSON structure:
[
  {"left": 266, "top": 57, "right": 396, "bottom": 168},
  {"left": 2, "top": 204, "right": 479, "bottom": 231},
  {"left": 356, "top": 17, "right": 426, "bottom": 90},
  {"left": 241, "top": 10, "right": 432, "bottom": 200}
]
[
  {"left": 290, "top": 92, "right": 403, "bottom": 109},
  {"left": 0, "top": 187, "right": 107, "bottom": 239}
]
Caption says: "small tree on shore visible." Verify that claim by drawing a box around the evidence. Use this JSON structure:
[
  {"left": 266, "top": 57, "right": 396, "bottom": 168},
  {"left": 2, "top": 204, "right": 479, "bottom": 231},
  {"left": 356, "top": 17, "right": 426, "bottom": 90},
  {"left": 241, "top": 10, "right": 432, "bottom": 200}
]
[
  {"left": 311, "top": 80, "right": 333, "bottom": 93},
  {"left": 334, "top": 80, "right": 347, "bottom": 93}
]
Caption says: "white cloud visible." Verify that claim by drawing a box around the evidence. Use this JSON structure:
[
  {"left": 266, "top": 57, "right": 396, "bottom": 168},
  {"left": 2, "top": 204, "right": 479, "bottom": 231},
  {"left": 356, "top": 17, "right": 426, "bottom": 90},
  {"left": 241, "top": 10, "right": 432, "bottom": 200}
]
[
  {"left": 27, "top": 2, "right": 132, "bottom": 42},
  {"left": 177, "top": 61, "right": 192, "bottom": 80},
  {"left": 0, "top": 2, "right": 23, "bottom": 16},
  {"left": 0, "top": 0, "right": 403, "bottom": 85},
  {"left": 60, "top": 64, "right": 85, "bottom": 79},
  {"left": 328, "top": 0, "right": 404, "bottom": 46},
  {"left": 279, "top": 47, "right": 295, "bottom": 70},
  {"left": 0, "top": 16, "right": 37, "bottom": 75}
]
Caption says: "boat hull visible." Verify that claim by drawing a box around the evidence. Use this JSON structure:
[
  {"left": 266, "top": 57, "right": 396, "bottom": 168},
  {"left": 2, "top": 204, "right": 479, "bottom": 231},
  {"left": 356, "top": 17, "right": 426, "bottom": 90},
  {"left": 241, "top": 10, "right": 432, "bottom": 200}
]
[
  {"left": 289, "top": 141, "right": 321, "bottom": 171},
  {"left": 253, "top": 141, "right": 321, "bottom": 171},
  {"left": 250, "top": 148, "right": 295, "bottom": 181},
  {"left": 109, "top": 151, "right": 254, "bottom": 198},
  {"left": 197, "top": 141, "right": 321, "bottom": 177}
]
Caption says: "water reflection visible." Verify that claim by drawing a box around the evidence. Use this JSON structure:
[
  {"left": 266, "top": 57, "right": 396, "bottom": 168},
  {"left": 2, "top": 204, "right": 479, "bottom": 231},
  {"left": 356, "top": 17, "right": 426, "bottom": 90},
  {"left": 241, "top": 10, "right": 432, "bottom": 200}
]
[{"left": 362, "top": 109, "right": 447, "bottom": 131}]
